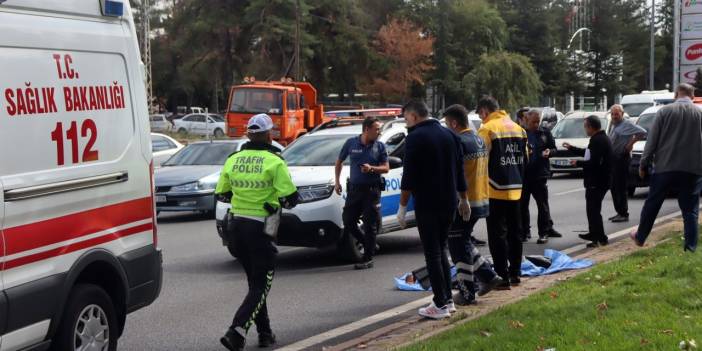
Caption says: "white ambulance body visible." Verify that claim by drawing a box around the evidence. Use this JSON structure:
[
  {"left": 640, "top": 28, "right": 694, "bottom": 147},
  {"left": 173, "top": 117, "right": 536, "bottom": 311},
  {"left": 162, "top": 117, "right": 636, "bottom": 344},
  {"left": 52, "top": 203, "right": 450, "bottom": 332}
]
[{"left": 0, "top": 1, "right": 161, "bottom": 350}]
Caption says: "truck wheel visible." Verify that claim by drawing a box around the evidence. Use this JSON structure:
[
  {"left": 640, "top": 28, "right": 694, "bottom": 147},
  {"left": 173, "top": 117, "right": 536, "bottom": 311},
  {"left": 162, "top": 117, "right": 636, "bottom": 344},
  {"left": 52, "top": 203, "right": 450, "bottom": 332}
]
[
  {"left": 337, "top": 233, "right": 365, "bottom": 263},
  {"left": 214, "top": 128, "right": 224, "bottom": 138},
  {"left": 52, "top": 284, "right": 118, "bottom": 351},
  {"left": 628, "top": 187, "right": 636, "bottom": 197}
]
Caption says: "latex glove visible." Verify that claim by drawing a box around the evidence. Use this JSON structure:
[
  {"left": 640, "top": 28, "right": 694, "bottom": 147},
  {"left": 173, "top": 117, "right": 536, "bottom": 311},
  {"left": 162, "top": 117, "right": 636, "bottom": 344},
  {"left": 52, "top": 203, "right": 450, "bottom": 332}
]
[
  {"left": 458, "top": 198, "right": 471, "bottom": 222},
  {"left": 397, "top": 205, "right": 407, "bottom": 229}
]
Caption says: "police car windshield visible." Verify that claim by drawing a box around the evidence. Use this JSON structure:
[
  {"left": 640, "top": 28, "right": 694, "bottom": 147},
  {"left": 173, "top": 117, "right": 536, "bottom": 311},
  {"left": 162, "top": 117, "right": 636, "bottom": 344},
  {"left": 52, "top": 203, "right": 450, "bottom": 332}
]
[
  {"left": 282, "top": 135, "right": 350, "bottom": 167},
  {"left": 163, "top": 143, "right": 240, "bottom": 166}
]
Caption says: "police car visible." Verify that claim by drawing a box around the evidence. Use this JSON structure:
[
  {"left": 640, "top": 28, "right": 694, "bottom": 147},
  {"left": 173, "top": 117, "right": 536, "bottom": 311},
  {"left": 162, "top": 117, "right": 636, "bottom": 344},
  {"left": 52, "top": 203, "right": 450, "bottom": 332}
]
[
  {"left": 0, "top": 2, "right": 161, "bottom": 350},
  {"left": 216, "top": 120, "right": 414, "bottom": 262}
]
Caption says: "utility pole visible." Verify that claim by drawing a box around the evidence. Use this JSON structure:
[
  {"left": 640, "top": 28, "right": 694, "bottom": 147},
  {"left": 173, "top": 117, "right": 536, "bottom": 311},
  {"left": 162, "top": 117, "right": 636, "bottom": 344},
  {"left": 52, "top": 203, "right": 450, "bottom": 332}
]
[
  {"left": 650, "top": 0, "right": 655, "bottom": 90},
  {"left": 294, "top": 0, "right": 301, "bottom": 81},
  {"left": 137, "top": 0, "right": 153, "bottom": 112}
]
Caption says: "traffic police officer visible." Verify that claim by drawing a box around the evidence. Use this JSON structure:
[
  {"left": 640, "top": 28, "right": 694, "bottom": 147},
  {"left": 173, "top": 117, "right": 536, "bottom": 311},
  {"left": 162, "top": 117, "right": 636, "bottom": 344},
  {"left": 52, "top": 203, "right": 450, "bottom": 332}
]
[
  {"left": 216, "top": 114, "right": 299, "bottom": 351},
  {"left": 334, "top": 116, "right": 389, "bottom": 269}
]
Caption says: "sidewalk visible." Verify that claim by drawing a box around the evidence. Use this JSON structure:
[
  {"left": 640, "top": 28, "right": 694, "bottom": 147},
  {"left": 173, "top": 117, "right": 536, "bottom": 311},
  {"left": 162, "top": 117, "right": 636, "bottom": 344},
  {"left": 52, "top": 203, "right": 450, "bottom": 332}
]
[{"left": 324, "top": 218, "right": 690, "bottom": 351}]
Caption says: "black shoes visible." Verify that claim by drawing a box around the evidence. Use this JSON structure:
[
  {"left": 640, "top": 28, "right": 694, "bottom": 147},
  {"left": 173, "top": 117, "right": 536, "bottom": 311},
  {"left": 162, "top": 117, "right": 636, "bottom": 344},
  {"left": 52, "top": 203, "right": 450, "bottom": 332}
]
[
  {"left": 258, "top": 332, "right": 277, "bottom": 348},
  {"left": 610, "top": 215, "right": 629, "bottom": 223},
  {"left": 220, "top": 332, "right": 245, "bottom": 351},
  {"left": 495, "top": 278, "right": 512, "bottom": 290},
  {"left": 354, "top": 260, "right": 374, "bottom": 270},
  {"left": 477, "top": 276, "right": 505, "bottom": 297},
  {"left": 586, "top": 241, "right": 609, "bottom": 248},
  {"left": 509, "top": 276, "right": 521, "bottom": 286},
  {"left": 547, "top": 229, "right": 563, "bottom": 238},
  {"left": 580, "top": 233, "right": 608, "bottom": 247},
  {"left": 578, "top": 233, "right": 595, "bottom": 242},
  {"left": 471, "top": 236, "right": 487, "bottom": 247},
  {"left": 537, "top": 236, "right": 549, "bottom": 244}
]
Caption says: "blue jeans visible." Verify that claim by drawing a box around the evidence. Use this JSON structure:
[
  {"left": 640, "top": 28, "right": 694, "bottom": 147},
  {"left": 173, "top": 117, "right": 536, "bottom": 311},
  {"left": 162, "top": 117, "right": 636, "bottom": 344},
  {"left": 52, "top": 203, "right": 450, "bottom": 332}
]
[{"left": 636, "top": 171, "right": 702, "bottom": 251}]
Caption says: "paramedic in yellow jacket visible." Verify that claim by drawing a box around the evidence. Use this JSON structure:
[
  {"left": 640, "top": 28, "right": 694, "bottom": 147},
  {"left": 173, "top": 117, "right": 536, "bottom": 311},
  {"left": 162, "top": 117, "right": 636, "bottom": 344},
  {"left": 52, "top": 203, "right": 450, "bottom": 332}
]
[
  {"left": 477, "top": 96, "right": 528, "bottom": 289},
  {"left": 443, "top": 105, "right": 507, "bottom": 304}
]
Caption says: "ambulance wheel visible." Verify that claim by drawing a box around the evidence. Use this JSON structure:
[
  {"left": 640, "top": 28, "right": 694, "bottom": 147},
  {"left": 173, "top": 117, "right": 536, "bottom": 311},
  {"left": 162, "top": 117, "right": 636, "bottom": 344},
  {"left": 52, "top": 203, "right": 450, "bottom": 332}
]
[
  {"left": 628, "top": 187, "right": 636, "bottom": 197},
  {"left": 213, "top": 128, "right": 224, "bottom": 138},
  {"left": 338, "top": 233, "right": 365, "bottom": 263},
  {"left": 52, "top": 284, "right": 118, "bottom": 351}
]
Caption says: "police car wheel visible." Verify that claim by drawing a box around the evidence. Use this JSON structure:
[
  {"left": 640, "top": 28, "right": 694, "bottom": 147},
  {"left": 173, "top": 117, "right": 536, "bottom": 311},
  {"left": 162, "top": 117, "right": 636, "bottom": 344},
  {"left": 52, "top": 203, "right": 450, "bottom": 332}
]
[
  {"left": 227, "top": 243, "right": 237, "bottom": 258},
  {"left": 627, "top": 187, "right": 636, "bottom": 197},
  {"left": 337, "top": 233, "right": 365, "bottom": 263},
  {"left": 52, "top": 284, "right": 118, "bottom": 351},
  {"left": 214, "top": 128, "right": 224, "bottom": 138}
]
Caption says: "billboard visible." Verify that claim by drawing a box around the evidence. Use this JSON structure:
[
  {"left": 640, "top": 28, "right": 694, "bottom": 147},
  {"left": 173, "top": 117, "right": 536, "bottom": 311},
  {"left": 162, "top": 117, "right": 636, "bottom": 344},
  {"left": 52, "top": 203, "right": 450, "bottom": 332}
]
[
  {"left": 682, "top": 0, "right": 702, "bottom": 15},
  {"left": 681, "top": 65, "right": 701, "bottom": 84}
]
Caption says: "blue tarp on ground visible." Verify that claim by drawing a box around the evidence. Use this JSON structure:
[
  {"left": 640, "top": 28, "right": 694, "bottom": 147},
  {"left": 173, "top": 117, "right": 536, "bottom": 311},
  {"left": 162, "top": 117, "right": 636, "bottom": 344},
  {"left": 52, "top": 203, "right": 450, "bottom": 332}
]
[
  {"left": 520, "top": 249, "right": 594, "bottom": 277},
  {"left": 394, "top": 250, "right": 593, "bottom": 291}
]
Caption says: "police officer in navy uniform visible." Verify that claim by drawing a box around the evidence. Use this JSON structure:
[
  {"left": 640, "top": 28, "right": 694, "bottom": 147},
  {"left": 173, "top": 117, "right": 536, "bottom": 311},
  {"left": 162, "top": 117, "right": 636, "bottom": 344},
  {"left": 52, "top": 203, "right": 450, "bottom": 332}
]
[
  {"left": 216, "top": 114, "right": 299, "bottom": 351},
  {"left": 335, "top": 117, "right": 389, "bottom": 269}
]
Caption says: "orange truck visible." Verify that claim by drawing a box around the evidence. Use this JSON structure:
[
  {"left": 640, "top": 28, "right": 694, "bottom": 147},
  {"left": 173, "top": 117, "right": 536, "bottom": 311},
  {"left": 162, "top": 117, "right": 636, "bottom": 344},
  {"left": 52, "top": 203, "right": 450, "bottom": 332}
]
[{"left": 225, "top": 77, "right": 326, "bottom": 145}]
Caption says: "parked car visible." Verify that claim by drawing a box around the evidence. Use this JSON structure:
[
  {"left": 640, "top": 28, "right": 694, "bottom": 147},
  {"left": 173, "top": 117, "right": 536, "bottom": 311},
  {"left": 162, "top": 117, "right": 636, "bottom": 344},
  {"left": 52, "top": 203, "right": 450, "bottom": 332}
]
[
  {"left": 550, "top": 111, "right": 612, "bottom": 173},
  {"left": 151, "top": 133, "right": 184, "bottom": 166},
  {"left": 150, "top": 114, "right": 173, "bottom": 132},
  {"left": 621, "top": 90, "right": 674, "bottom": 119},
  {"left": 215, "top": 122, "right": 412, "bottom": 262},
  {"left": 155, "top": 139, "right": 283, "bottom": 214},
  {"left": 173, "top": 113, "right": 226, "bottom": 137}
]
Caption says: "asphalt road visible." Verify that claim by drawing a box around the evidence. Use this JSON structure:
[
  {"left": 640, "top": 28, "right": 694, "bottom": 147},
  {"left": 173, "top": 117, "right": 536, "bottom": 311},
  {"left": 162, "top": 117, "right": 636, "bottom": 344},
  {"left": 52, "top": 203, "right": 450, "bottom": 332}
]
[{"left": 119, "top": 175, "right": 681, "bottom": 350}]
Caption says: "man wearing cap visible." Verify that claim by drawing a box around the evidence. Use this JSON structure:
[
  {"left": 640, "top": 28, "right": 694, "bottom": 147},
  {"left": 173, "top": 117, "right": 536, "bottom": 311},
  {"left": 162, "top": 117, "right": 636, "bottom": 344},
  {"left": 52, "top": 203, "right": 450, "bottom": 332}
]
[
  {"left": 216, "top": 114, "right": 299, "bottom": 351},
  {"left": 335, "top": 116, "right": 389, "bottom": 269}
]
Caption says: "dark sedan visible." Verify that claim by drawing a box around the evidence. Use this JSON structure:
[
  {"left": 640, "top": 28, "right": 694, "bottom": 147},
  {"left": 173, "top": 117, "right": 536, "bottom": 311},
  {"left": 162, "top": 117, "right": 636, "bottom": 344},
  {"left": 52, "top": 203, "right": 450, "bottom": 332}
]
[{"left": 155, "top": 140, "right": 246, "bottom": 214}]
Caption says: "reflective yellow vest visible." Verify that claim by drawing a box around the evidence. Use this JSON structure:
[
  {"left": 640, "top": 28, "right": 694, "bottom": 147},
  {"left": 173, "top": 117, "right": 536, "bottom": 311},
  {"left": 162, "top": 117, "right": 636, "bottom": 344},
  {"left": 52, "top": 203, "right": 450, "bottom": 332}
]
[
  {"left": 215, "top": 144, "right": 297, "bottom": 217},
  {"left": 478, "top": 110, "right": 528, "bottom": 201}
]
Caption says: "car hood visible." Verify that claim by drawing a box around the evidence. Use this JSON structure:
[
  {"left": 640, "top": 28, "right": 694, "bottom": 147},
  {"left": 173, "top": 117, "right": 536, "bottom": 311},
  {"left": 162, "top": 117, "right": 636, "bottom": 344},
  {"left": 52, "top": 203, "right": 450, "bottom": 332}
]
[
  {"left": 288, "top": 166, "right": 342, "bottom": 187},
  {"left": 155, "top": 165, "right": 221, "bottom": 186},
  {"left": 632, "top": 140, "right": 646, "bottom": 153},
  {"left": 554, "top": 138, "right": 589, "bottom": 151}
]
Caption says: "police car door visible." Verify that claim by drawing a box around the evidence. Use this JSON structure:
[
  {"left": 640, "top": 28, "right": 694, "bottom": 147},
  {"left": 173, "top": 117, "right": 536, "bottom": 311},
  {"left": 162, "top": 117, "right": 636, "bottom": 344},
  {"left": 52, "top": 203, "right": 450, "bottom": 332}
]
[{"left": 380, "top": 130, "right": 409, "bottom": 228}]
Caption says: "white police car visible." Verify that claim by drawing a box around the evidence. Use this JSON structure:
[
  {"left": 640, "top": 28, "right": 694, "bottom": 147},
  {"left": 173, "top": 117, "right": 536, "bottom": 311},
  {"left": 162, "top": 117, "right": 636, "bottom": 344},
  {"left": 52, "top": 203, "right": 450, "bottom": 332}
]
[{"left": 215, "top": 120, "right": 414, "bottom": 262}]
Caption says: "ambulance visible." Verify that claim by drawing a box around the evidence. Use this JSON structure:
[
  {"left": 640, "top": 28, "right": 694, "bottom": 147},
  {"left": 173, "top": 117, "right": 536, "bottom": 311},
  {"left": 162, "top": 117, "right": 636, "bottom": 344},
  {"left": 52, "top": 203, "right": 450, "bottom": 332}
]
[{"left": 0, "top": 1, "right": 162, "bottom": 350}]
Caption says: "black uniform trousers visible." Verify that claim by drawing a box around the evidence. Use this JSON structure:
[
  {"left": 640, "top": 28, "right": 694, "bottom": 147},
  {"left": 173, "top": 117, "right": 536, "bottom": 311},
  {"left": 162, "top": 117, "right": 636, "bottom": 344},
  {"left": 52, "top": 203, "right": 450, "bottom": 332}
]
[
  {"left": 520, "top": 177, "right": 554, "bottom": 238},
  {"left": 448, "top": 215, "right": 496, "bottom": 300},
  {"left": 610, "top": 155, "right": 630, "bottom": 217},
  {"left": 229, "top": 217, "right": 277, "bottom": 337},
  {"left": 415, "top": 209, "right": 454, "bottom": 307},
  {"left": 586, "top": 186, "right": 609, "bottom": 243},
  {"left": 342, "top": 183, "right": 381, "bottom": 261},
  {"left": 486, "top": 199, "right": 523, "bottom": 279}
]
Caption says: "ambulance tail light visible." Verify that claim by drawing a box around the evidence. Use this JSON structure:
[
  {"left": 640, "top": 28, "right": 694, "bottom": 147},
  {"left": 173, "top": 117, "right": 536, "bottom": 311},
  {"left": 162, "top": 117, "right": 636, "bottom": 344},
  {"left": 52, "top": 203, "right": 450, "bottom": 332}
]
[{"left": 149, "top": 160, "right": 158, "bottom": 247}]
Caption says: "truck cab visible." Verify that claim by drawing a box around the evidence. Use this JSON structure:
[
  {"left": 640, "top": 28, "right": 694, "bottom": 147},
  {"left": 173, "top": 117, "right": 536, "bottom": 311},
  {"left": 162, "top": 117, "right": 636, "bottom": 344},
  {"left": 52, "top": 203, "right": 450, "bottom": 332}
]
[{"left": 225, "top": 79, "right": 325, "bottom": 145}]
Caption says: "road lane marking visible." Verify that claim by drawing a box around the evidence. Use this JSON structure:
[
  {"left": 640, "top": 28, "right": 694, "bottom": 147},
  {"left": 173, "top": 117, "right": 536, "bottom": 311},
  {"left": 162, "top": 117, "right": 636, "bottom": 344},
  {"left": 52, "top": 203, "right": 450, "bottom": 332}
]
[
  {"left": 278, "top": 207, "right": 692, "bottom": 350},
  {"left": 554, "top": 188, "right": 585, "bottom": 196},
  {"left": 276, "top": 296, "right": 433, "bottom": 351}
]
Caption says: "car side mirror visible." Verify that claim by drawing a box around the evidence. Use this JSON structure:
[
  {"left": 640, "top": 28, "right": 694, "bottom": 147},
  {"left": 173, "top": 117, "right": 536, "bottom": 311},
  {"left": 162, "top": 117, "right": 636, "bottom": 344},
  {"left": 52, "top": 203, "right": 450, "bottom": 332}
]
[{"left": 388, "top": 156, "right": 403, "bottom": 169}]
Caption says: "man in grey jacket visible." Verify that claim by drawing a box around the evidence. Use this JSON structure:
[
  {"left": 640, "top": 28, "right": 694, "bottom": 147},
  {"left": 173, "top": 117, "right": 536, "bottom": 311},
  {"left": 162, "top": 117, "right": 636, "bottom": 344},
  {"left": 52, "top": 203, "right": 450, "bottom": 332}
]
[
  {"left": 608, "top": 104, "right": 647, "bottom": 223},
  {"left": 631, "top": 84, "right": 702, "bottom": 252}
]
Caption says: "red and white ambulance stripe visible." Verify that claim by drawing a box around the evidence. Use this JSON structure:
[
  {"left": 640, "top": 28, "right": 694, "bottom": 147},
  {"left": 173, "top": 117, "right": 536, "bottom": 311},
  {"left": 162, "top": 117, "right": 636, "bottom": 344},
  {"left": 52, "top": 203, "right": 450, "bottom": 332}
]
[{"left": 1, "top": 197, "right": 154, "bottom": 271}]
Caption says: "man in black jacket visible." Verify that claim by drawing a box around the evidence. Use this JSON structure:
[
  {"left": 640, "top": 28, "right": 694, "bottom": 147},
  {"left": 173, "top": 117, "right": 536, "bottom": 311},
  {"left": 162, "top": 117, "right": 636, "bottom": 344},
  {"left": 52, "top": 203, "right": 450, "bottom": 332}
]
[
  {"left": 564, "top": 115, "right": 613, "bottom": 247},
  {"left": 521, "top": 109, "right": 562, "bottom": 244},
  {"left": 397, "top": 100, "right": 471, "bottom": 319}
]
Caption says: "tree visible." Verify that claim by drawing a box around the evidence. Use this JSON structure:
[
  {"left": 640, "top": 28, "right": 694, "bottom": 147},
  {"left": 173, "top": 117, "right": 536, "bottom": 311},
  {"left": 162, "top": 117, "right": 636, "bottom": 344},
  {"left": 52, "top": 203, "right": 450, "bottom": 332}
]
[
  {"left": 463, "top": 52, "right": 543, "bottom": 112},
  {"left": 362, "top": 19, "right": 435, "bottom": 103}
]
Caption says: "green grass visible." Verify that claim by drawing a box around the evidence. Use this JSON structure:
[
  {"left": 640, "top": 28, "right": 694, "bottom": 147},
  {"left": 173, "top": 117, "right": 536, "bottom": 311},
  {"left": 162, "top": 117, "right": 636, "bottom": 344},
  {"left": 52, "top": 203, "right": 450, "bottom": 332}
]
[{"left": 405, "top": 235, "right": 702, "bottom": 351}]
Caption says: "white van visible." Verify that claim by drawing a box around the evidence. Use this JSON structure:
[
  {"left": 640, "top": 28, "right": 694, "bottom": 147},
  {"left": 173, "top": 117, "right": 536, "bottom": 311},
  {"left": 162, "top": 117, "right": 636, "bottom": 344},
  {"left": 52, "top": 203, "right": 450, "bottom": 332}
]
[
  {"left": 620, "top": 90, "right": 674, "bottom": 118},
  {"left": 0, "top": 2, "right": 162, "bottom": 351}
]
